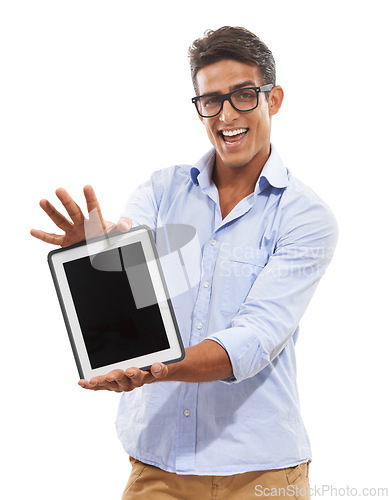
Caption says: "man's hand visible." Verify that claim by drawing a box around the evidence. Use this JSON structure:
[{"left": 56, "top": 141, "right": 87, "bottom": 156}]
[
  {"left": 30, "top": 184, "right": 133, "bottom": 247},
  {"left": 77, "top": 340, "right": 233, "bottom": 392},
  {"left": 78, "top": 363, "right": 169, "bottom": 392}
]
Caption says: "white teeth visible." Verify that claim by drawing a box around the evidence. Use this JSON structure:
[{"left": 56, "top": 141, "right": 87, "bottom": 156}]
[{"left": 221, "top": 128, "right": 248, "bottom": 137}]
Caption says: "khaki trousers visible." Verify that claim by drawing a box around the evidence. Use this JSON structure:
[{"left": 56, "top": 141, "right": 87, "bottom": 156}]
[{"left": 121, "top": 457, "right": 311, "bottom": 500}]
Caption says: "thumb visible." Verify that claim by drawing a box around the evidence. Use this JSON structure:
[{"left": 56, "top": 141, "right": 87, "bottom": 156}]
[
  {"left": 150, "top": 363, "right": 168, "bottom": 379},
  {"left": 117, "top": 217, "right": 133, "bottom": 233}
]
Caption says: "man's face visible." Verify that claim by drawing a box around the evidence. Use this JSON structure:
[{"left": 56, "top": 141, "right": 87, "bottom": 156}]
[{"left": 196, "top": 59, "right": 282, "bottom": 172}]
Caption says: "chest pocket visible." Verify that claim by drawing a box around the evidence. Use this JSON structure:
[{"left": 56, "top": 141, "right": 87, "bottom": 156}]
[{"left": 220, "top": 251, "right": 269, "bottom": 314}]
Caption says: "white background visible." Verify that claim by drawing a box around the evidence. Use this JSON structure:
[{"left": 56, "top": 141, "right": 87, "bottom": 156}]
[{"left": 1, "top": 1, "right": 388, "bottom": 499}]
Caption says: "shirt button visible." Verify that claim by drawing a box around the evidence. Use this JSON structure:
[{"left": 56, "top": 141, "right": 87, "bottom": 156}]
[
  {"left": 204, "top": 281, "right": 210, "bottom": 288},
  {"left": 197, "top": 322, "right": 203, "bottom": 330},
  {"left": 210, "top": 239, "right": 217, "bottom": 246},
  {"left": 183, "top": 409, "right": 190, "bottom": 417}
]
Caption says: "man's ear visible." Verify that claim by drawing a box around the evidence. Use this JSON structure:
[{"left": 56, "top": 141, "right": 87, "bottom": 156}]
[{"left": 268, "top": 85, "right": 284, "bottom": 117}]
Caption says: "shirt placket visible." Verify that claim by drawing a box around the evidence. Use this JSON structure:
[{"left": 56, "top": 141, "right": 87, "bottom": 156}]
[{"left": 174, "top": 230, "right": 222, "bottom": 472}]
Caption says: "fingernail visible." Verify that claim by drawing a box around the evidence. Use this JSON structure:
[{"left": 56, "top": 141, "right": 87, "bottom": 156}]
[
  {"left": 80, "top": 384, "right": 86, "bottom": 388},
  {"left": 122, "top": 221, "right": 130, "bottom": 230},
  {"left": 126, "top": 371, "right": 134, "bottom": 377},
  {"left": 154, "top": 364, "right": 162, "bottom": 373}
]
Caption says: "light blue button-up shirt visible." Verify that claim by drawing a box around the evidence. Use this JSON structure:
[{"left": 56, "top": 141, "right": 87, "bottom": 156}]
[{"left": 115, "top": 145, "right": 338, "bottom": 475}]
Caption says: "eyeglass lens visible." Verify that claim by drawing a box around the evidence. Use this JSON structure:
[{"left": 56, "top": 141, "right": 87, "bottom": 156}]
[{"left": 197, "top": 88, "right": 259, "bottom": 117}]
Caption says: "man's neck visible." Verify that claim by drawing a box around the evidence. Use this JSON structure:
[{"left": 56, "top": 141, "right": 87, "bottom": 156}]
[
  {"left": 211, "top": 146, "right": 271, "bottom": 219},
  {"left": 212, "top": 146, "right": 271, "bottom": 196}
]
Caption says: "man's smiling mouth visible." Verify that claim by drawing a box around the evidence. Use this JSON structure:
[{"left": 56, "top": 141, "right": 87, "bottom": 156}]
[{"left": 220, "top": 128, "right": 248, "bottom": 144}]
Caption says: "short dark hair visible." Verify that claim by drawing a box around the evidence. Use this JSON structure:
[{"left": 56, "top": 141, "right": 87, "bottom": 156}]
[{"left": 188, "top": 26, "right": 276, "bottom": 98}]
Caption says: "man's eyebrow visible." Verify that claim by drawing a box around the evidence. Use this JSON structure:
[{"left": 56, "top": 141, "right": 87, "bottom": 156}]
[
  {"left": 230, "top": 81, "right": 256, "bottom": 91},
  {"left": 201, "top": 81, "right": 257, "bottom": 96}
]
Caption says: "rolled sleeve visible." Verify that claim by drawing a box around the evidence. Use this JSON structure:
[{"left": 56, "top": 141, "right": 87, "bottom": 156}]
[{"left": 206, "top": 199, "right": 339, "bottom": 383}]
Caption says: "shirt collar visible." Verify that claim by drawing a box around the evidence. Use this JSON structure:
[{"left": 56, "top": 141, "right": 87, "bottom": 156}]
[
  {"left": 190, "top": 149, "right": 215, "bottom": 188},
  {"left": 256, "top": 145, "right": 289, "bottom": 192},
  {"left": 190, "top": 145, "right": 289, "bottom": 192}
]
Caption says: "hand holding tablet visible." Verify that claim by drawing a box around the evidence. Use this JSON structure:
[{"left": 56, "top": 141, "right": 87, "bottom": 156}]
[
  {"left": 30, "top": 185, "right": 118, "bottom": 247},
  {"left": 78, "top": 360, "right": 171, "bottom": 392}
]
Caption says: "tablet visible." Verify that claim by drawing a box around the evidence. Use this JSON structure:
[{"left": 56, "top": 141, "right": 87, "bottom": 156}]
[{"left": 48, "top": 225, "right": 185, "bottom": 380}]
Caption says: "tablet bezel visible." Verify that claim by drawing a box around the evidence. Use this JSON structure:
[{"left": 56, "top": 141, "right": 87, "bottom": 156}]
[{"left": 48, "top": 225, "right": 185, "bottom": 380}]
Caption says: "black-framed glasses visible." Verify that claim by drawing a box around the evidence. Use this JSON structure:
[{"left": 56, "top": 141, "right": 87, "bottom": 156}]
[{"left": 192, "top": 84, "right": 274, "bottom": 118}]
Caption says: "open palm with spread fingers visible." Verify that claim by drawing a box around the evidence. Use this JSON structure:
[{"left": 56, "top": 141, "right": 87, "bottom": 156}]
[{"left": 30, "top": 185, "right": 132, "bottom": 247}]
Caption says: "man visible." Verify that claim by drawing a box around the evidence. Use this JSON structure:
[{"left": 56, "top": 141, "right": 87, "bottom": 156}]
[{"left": 31, "top": 27, "right": 338, "bottom": 499}]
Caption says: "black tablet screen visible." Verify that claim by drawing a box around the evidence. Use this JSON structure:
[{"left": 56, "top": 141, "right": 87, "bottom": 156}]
[{"left": 64, "top": 242, "right": 170, "bottom": 369}]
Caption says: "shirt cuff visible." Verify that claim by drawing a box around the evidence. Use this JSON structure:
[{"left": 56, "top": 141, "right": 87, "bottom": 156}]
[{"left": 205, "top": 327, "right": 267, "bottom": 384}]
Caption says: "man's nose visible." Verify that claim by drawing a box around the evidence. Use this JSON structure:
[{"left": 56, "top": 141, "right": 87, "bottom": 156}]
[{"left": 219, "top": 99, "right": 240, "bottom": 123}]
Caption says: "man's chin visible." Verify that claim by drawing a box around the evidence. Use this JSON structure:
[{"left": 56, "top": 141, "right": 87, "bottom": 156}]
[{"left": 217, "top": 152, "right": 251, "bottom": 170}]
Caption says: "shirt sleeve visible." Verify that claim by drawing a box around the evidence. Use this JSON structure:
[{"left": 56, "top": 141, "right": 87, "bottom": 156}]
[
  {"left": 120, "top": 169, "right": 168, "bottom": 231},
  {"left": 205, "top": 198, "right": 339, "bottom": 383}
]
